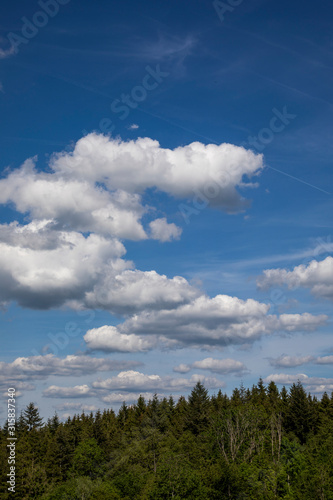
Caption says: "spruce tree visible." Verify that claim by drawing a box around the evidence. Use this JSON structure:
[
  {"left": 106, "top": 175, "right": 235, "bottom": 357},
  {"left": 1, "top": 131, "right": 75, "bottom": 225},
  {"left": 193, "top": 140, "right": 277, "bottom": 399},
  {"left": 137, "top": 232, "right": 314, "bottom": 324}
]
[{"left": 22, "top": 403, "right": 43, "bottom": 431}]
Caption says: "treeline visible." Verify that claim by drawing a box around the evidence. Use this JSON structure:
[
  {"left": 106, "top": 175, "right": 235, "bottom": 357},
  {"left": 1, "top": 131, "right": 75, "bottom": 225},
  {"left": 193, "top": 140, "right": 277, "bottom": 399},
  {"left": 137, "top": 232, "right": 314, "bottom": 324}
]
[{"left": 1, "top": 379, "right": 333, "bottom": 499}]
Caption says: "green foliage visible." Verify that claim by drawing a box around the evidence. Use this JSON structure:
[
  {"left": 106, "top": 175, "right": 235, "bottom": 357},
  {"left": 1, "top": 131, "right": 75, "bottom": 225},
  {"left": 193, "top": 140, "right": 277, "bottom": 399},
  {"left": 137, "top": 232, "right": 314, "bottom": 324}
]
[
  {"left": 1, "top": 381, "right": 333, "bottom": 499},
  {"left": 70, "top": 438, "right": 104, "bottom": 478}
]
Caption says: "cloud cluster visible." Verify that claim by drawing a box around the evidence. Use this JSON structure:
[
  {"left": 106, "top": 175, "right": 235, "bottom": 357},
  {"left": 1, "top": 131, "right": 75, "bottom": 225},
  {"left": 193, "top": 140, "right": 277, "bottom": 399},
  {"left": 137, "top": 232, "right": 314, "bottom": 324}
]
[
  {"left": 84, "top": 269, "right": 200, "bottom": 314},
  {"left": 84, "top": 326, "right": 156, "bottom": 352},
  {"left": 257, "top": 256, "right": 333, "bottom": 301},
  {"left": 93, "top": 370, "right": 224, "bottom": 392},
  {"left": 42, "top": 370, "right": 224, "bottom": 400},
  {"left": 174, "top": 357, "right": 247, "bottom": 374},
  {"left": 44, "top": 384, "right": 92, "bottom": 398},
  {"left": 269, "top": 354, "right": 333, "bottom": 368},
  {"left": 0, "top": 135, "right": 263, "bottom": 245},
  {"left": 269, "top": 355, "right": 314, "bottom": 368},
  {"left": 0, "top": 354, "right": 141, "bottom": 392},
  {"left": 0, "top": 220, "right": 199, "bottom": 311},
  {"left": 86, "top": 295, "right": 327, "bottom": 351},
  {"left": 0, "top": 134, "right": 264, "bottom": 311},
  {"left": 264, "top": 373, "right": 333, "bottom": 394},
  {"left": 51, "top": 134, "right": 263, "bottom": 210}
]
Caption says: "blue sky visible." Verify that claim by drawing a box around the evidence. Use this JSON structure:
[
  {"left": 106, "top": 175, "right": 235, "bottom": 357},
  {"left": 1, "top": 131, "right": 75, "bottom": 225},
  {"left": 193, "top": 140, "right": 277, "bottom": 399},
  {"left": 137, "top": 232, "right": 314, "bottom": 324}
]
[{"left": 0, "top": 0, "right": 332, "bottom": 420}]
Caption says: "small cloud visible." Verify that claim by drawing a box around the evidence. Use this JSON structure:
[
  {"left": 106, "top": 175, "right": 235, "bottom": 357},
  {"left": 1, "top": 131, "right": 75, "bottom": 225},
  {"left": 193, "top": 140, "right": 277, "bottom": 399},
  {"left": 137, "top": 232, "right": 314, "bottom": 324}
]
[
  {"left": 149, "top": 217, "right": 182, "bottom": 242},
  {"left": 173, "top": 363, "right": 191, "bottom": 373},
  {"left": 128, "top": 124, "right": 139, "bottom": 130},
  {"left": 269, "top": 354, "right": 314, "bottom": 368}
]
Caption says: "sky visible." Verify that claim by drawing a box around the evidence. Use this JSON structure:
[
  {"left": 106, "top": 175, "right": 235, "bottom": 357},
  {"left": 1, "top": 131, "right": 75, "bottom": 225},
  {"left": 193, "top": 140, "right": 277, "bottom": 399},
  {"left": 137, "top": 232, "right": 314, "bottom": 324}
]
[{"left": 0, "top": 0, "right": 332, "bottom": 421}]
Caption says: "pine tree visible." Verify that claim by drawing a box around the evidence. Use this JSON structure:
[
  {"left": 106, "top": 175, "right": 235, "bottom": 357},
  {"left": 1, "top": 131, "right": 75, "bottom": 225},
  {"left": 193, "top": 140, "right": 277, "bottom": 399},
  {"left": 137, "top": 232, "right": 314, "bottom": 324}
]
[
  {"left": 22, "top": 403, "right": 43, "bottom": 431},
  {"left": 187, "top": 381, "right": 210, "bottom": 435},
  {"left": 287, "top": 381, "right": 312, "bottom": 444}
]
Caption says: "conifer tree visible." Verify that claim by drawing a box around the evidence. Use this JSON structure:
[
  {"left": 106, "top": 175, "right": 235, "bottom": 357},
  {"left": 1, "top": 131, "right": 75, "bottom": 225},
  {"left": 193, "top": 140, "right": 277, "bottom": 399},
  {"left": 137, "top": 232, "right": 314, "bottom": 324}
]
[{"left": 23, "top": 402, "right": 43, "bottom": 431}]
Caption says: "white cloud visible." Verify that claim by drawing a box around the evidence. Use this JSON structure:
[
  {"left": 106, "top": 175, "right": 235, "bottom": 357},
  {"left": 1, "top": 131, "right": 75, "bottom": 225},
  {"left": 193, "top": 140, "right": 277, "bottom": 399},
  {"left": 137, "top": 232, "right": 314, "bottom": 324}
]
[
  {"left": 105, "top": 294, "right": 327, "bottom": 349},
  {"left": 42, "top": 371, "right": 224, "bottom": 401},
  {"left": 278, "top": 313, "right": 328, "bottom": 331},
  {"left": 0, "top": 134, "right": 264, "bottom": 311},
  {"left": 49, "top": 134, "right": 264, "bottom": 211},
  {"left": 56, "top": 402, "right": 99, "bottom": 412},
  {"left": 84, "top": 326, "right": 156, "bottom": 352},
  {"left": 264, "top": 373, "right": 333, "bottom": 394},
  {"left": 0, "top": 355, "right": 141, "bottom": 391},
  {"left": 0, "top": 221, "right": 199, "bottom": 311},
  {"left": 0, "top": 224, "right": 127, "bottom": 309},
  {"left": 92, "top": 370, "right": 223, "bottom": 392},
  {"left": 128, "top": 124, "right": 139, "bottom": 130},
  {"left": 257, "top": 257, "right": 333, "bottom": 301},
  {"left": 0, "top": 159, "right": 148, "bottom": 240},
  {"left": 174, "top": 358, "right": 246, "bottom": 374},
  {"left": 315, "top": 355, "right": 333, "bottom": 365},
  {"left": 0, "top": 135, "right": 263, "bottom": 246},
  {"left": 84, "top": 269, "right": 200, "bottom": 314},
  {"left": 269, "top": 354, "right": 314, "bottom": 368},
  {"left": 101, "top": 392, "right": 157, "bottom": 404},
  {"left": 149, "top": 218, "right": 182, "bottom": 242},
  {"left": 173, "top": 363, "right": 191, "bottom": 373},
  {"left": 191, "top": 357, "right": 247, "bottom": 374},
  {"left": 43, "top": 384, "right": 93, "bottom": 398}
]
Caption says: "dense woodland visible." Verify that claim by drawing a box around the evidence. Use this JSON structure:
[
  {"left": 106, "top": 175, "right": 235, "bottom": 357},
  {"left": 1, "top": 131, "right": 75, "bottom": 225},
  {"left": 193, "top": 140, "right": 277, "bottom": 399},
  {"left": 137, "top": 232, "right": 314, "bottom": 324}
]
[{"left": 1, "top": 379, "right": 333, "bottom": 499}]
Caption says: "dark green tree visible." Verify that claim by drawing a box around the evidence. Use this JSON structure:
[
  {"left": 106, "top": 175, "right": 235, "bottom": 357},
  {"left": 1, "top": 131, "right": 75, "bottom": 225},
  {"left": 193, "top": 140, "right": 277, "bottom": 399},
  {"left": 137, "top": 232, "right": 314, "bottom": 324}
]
[{"left": 23, "top": 402, "right": 43, "bottom": 431}]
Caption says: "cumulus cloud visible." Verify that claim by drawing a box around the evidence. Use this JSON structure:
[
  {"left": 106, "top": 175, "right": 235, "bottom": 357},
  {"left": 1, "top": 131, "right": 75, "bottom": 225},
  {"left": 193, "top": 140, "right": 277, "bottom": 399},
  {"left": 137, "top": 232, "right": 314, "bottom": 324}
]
[
  {"left": 56, "top": 402, "right": 99, "bottom": 412},
  {"left": 0, "top": 354, "right": 141, "bottom": 392},
  {"left": 0, "top": 220, "right": 199, "bottom": 311},
  {"left": 84, "top": 269, "right": 199, "bottom": 314},
  {"left": 43, "top": 385, "right": 93, "bottom": 398},
  {"left": 174, "top": 357, "right": 247, "bottom": 374},
  {"left": 173, "top": 363, "right": 191, "bottom": 373},
  {"left": 42, "top": 371, "right": 224, "bottom": 400},
  {"left": 192, "top": 357, "right": 247, "bottom": 374},
  {"left": 101, "top": 392, "right": 158, "bottom": 404},
  {"left": 149, "top": 218, "right": 182, "bottom": 242},
  {"left": 257, "top": 257, "right": 333, "bottom": 301},
  {"left": 264, "top": 373, "right": 333, "bottom": 394},
  {"left": 94, "top": 295, "right": 327, "bottom": 349},
  {"left": 269, "top": 354, "right": 314, "bottom": 368},
  {"left": 0, "top": 135, "right": 263, "bottom": 245},
  {"left": 278, "top": 313, "right": 328, "bottom": 331},
  {"left": 0, "top": 158, "right": 148, "bottom": 240},
  {"left": 315, "top": 355, "right": 333, "bottom": 365},
  {"left": 0, "top": 134, "right": 264, "bottom": 311},
  {"left": 92, "top": 370, "right": 223, "bottom": 392},
  {"left": 0, "top": 224, "right": 128, "bottom": 309},
  {"left": 84, "top": 326, "right": 156, "bottom": 352},
  {"left": 51, "top": 134, "right": 264, "bottom": 211}
]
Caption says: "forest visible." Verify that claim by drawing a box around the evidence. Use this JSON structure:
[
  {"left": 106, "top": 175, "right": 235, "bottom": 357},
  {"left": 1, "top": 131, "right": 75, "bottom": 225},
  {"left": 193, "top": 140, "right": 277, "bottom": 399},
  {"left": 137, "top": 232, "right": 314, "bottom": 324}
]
[{"left": 1, "top": 379, "right": 333, "bottom": 499}]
